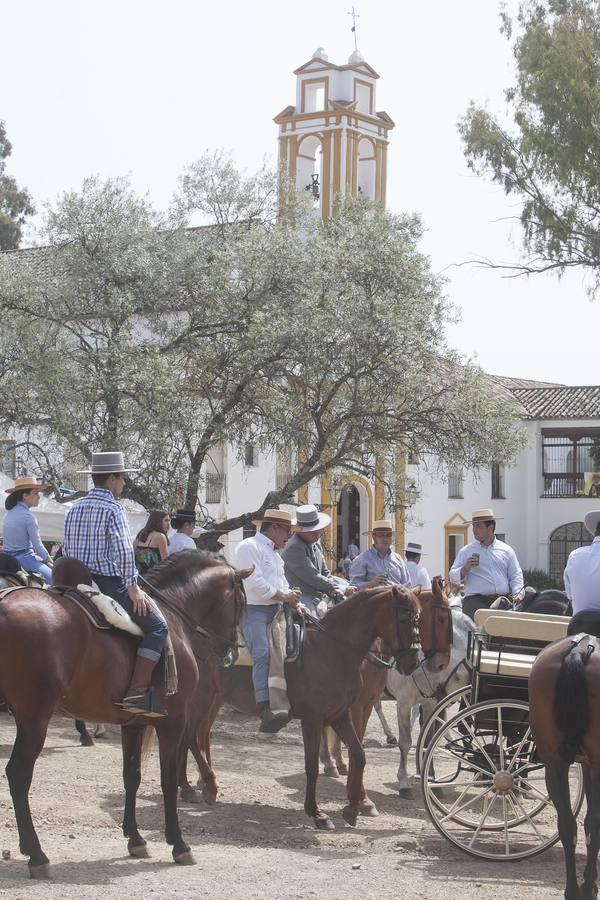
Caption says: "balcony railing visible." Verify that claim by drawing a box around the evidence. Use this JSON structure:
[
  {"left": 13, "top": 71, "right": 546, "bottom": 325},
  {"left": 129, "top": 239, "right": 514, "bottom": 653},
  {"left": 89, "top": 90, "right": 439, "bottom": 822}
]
[
  {"left": 542, "top": 475, "right": 586, "bottom": 498},
  {"left": 205, "top": 473, "right": 225, "bottom": 504}
]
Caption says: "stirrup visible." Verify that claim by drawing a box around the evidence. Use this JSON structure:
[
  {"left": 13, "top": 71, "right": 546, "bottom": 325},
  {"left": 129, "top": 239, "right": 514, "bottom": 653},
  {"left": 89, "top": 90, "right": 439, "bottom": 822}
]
[{"left": 116, "top": 688, "right": 167, "bottom": 718}]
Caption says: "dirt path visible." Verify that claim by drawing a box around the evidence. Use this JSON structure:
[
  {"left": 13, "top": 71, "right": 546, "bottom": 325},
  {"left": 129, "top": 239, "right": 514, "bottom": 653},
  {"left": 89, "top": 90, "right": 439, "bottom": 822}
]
[{"left": 0, "top": 708, "right": 573, "bottom": 898}]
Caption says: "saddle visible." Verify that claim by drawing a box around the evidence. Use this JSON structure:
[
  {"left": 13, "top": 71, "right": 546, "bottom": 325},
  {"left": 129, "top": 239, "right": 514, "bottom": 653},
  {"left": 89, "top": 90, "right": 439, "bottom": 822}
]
[
  {"left": 236, "top": 608, "right": 305, "bottom": 667},
  {"left": 0, "top": 553, "right": 46, "bottom": 589}
]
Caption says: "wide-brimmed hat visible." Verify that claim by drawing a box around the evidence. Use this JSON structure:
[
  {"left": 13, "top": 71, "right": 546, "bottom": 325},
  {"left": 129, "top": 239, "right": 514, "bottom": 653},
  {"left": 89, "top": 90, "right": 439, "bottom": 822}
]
[
  {"left": 295, "top": 504, "right": 331, "bottom": 532},
  {"left": 5, "top": 475, "right": 48, "bottom": 495},
  {"left": 251, "top": 508, "right": 297, "bottom": 529},
  {"left": 404, "top": 541, "right": 426, "bottom": 556},
  {"left": 584, "top": 510, "right": 600, "bottom": 536},
  {"left": 471, "top": 508, "right": 503, "bottom": 523},
  {"left": 171, "top": 509, "right": 197, "bottom": 528},
  {"left": 79, "top": 452, "right": 139, "bottom": 475},
  {"left": 364, "top": 519, "right": 394, "bottom": 534}
]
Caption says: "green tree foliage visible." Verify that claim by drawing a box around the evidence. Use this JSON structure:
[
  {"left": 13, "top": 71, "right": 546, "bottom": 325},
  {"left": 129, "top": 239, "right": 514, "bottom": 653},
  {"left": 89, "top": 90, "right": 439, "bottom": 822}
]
[
  {"left": 0, "top": 122, "right": 33, "bottom": 250},
  {"left": 0, "top": 159, "right": 523, "bottom": 541},
  {"left": 460, "top": 1, "right": 600, "bottom": 289}
]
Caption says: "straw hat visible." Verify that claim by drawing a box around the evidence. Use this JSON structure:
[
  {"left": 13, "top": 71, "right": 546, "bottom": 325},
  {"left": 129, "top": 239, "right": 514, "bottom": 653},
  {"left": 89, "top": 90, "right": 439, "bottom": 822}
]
[
  {"left": 471, "top": 508, "right": 503, "bottom": 523},
  {"left": 364, "top": 519, "right": 394, "bottom": 534},
  {"left": 251, "top": 508, "right": 297, "bottom": 529},
  {"left": 5, "top": 475, "right": 48, "bottom": 495},
  {"left": 404, "top": 541, "right": 426, "bottom": 555},
  {"left": 78, "top": 451, "right": 139, "bottom": 475},
  {"left": 584, "top": 510, "right": 600, "bottom": 536},
  {"left": 295, "top": 504, "right": 331, "bottom": 532}
]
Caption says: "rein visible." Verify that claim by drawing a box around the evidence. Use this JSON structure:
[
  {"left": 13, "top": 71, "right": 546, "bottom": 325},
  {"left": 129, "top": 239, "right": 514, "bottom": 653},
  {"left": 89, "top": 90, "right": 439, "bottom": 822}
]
[{"left": 138, "top": 571, "right": 241, "bottom": 664}]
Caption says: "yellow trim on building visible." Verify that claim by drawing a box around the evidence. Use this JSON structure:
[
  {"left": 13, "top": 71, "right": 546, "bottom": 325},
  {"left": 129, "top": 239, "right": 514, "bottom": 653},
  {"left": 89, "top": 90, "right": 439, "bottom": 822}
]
[{"left": 444, "top": 513, "right": 470, "bottom": 582}]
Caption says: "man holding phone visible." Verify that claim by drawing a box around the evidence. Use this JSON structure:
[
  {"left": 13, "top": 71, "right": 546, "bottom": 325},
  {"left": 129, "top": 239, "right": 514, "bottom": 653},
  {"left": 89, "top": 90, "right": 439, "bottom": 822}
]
[
  {"left": 449, "top": 508, "right": 524, "bottom": 621},
  {"left": 349, "top": 519, "right": 411, "bottom": 589}
]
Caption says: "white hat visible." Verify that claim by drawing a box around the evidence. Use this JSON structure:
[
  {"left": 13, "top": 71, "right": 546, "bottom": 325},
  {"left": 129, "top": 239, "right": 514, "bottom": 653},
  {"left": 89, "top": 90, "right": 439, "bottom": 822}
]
[
  {"left": 404, "top": 542, "right": 426, "bottom": 555},
  {"left": 295, "top": 504, "right": 331, "bottom": 532},
  {"left": 471, "top": 508, "right": 503, "bottom": 523},
  {"left": 584, "top": 510, "right": 600, "bottom": 536}
]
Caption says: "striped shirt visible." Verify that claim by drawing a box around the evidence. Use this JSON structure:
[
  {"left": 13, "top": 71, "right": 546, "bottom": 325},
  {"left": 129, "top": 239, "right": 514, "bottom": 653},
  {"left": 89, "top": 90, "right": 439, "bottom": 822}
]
[{"left": 63, "top": 488, "right": 138, "bottom": 587}]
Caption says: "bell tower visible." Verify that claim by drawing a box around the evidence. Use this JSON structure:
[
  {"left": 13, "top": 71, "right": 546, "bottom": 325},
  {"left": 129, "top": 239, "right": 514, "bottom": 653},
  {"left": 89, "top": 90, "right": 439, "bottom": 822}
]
[{"left": 274, "top": 47, "right": 395, "bottom": 219}]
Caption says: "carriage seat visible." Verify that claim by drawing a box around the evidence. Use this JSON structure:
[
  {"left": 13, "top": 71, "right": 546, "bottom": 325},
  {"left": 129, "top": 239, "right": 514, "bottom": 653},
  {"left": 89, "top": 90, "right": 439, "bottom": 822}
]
[{"left": 474, "top": 608, "right": 570, "bottom": 644}]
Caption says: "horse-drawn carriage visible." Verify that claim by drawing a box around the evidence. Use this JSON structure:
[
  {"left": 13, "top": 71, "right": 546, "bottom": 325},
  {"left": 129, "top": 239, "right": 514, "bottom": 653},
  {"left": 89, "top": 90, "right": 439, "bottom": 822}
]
[{"left": 419, "top": 607, "right": 584, "bottom": 860}]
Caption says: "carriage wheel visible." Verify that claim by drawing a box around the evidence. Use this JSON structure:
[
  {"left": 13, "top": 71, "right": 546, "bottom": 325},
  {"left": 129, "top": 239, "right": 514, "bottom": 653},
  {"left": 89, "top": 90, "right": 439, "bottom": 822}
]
[
  {"left": 420, "top": 699, "right": 584, "bottom": 861},
  {"left": 416, "top": 685, "right": 472, "bottom": 776}
]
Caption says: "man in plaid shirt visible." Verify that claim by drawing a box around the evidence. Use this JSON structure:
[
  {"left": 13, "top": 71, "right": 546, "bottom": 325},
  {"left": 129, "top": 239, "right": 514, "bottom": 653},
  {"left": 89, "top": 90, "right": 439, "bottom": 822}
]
[{"left": 64, "top": 452, "right": 168, "bottom": 717}]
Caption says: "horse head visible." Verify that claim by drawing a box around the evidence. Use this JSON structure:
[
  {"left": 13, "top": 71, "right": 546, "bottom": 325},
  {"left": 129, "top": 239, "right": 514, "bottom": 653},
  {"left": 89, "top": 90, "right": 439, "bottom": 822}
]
[
  {"left": 386, "top": 585, "right": 421, "bottom": 676},
  {"left": 417, "top": 575, "right": 453, "bottom": 673}
]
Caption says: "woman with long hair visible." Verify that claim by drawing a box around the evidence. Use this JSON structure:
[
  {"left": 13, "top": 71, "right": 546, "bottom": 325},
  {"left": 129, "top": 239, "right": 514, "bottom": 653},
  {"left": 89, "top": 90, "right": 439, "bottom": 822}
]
[
  {"left": 3, "top": 476, "right": 53, "bottom": 584},
  {"left": 133, "top": 508, "right": 170, "bottom": 573}
]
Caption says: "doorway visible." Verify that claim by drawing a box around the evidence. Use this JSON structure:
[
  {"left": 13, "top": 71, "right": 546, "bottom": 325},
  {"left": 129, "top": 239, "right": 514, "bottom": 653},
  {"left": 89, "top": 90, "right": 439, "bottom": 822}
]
[{"left": 336, "top": 484, "right": 360, "bottom": 565}]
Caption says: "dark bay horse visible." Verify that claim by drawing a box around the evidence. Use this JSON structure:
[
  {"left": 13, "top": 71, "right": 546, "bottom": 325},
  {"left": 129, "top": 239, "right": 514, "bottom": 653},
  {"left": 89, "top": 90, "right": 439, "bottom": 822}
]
[
  {"left": 0, "top": 550, "right": 249, "bottom": 879},
  {"left": 319, "top": 576, "right": 453, "bottom": 814},
  {"left": 529, "top": 632, "right": 600, "bottom": 900},
  {"left": 181, "top": 585, "right": 422, "bottom": 829}
]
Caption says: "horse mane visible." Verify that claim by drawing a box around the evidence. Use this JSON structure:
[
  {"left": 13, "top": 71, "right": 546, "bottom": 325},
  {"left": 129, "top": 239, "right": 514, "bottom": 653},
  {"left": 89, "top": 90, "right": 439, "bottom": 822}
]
[
  {"left": 143, "top": 550, "right": 223, "bottom": 593},
  {"left": 322, "top": 585, "right": 418, "bottom": 625}
]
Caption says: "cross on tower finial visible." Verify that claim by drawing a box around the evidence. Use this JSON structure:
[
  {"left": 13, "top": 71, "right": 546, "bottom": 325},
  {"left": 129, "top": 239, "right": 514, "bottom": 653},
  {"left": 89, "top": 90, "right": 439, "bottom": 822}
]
[{"left": 347, "top": 6, "right": 360, "bottom": 51}]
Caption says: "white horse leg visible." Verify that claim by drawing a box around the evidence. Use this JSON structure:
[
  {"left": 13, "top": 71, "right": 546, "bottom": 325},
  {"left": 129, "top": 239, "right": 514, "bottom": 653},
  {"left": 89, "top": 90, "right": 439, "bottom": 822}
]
[
  {"left": 374, "top": 699, "right": 397, "bottom": 746},
  {"left": 396, "top": 701, "right": 413, "bottom": 797},
  {"left": 320, "top": 726, "right": 339, "bottom": 777}
]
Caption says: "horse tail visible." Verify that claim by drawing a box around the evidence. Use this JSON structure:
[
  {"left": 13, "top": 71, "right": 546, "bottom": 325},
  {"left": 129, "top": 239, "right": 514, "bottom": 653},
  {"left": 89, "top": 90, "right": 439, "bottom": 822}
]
[
  {"left": 554, "top": 644, "right": 591, "bottom": 764},
  {"left": 141, "top": 725, "right": 156, "bottom": 761}
]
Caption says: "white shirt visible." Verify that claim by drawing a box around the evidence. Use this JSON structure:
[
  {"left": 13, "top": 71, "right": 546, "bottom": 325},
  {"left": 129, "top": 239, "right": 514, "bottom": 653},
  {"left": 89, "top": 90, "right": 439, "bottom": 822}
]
[
  {"left": 168, "top": 531, "right": 197, "bottom": 555},
  {"left": 450, "top": 538, "right": 524, "bottom": 598},
  {"left": 564, "top": 537, "right": 600, "bottom": 615},
  {"left": 406, "top": 560, "right": 432, "bottom": 590},
  {"left": 234, "top": 531, "right": 289, "bottom": 606}
]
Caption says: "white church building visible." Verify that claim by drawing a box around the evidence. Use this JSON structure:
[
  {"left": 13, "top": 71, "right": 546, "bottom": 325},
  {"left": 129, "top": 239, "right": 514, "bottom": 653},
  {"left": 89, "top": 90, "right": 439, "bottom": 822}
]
[{"left": 196, "top": 50, "right": 600, "bottom": 586}]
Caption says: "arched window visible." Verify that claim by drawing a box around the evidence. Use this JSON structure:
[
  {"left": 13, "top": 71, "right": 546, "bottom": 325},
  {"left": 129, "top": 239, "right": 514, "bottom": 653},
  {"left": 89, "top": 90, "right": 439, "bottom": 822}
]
[{"left": 549, "top": 522, "right": 591, "bottom": 584}]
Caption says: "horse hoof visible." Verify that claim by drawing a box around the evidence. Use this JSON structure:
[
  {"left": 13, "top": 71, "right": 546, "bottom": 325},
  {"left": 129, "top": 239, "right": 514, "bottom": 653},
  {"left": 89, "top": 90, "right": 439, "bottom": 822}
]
[
  {"left": 29, "top": 863, "right": 51, "bottom": 880},
  {"left": 398, "top": 787, "right": 411, "bottom": 799},
  {"left": 315, "top": 816, "right": 335, "bottom": 831},
  {"left": 202, "top": 786, "right": 218, "bottom": 806},
  {"left": 342, "top": 807, "right": 358, "bottom": 827},
  {"left": 359, "top": 804, "right": 379, "bottom": 817},
  {"left": 386, "top": 736, "right": 398, "bottom": 746},
  {"left": 128, "top": 843, "right": 150, "bottom": 859},
  {"left": 180, "top": 787, "right": 202, "bottom": 804},
  {"left": 323, "top": 765, "right": 340, "bottom": 778},
  {"left": 337, "top": 764, "right": 348, "bottom": 776},
  {"left": 80, "top": 735, "right": 94, "bottom": 747},
  {"left": 174, "top": 850, "right": 196, "bottom": 866}
]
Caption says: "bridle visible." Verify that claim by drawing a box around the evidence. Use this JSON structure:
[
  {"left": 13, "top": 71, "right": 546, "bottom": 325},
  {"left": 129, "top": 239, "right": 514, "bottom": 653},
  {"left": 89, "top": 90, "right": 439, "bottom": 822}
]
[
  {"left": 138, "top": 567, "right": 246, "bottom": 667},
  {"left": 421, "top": 599, "right": 453, "bottom": 660}
]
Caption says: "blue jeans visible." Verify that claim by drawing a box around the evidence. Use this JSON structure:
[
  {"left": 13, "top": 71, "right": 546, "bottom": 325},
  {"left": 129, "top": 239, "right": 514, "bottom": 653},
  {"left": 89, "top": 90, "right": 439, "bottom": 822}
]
[
  {"left": 240, "top": 603, "right": 281, "bottom": 704},
  {"left": 14, "top": 551, "right": 52, "bottom": 585},
  {"left": 91, "top": 573, "right": 168, "bottom": 662}
]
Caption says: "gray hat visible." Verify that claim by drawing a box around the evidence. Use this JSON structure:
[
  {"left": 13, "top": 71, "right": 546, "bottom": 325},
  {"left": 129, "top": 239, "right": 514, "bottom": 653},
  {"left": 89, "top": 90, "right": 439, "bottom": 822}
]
[
  {"left": 295, "top": 504, "right": 331, "bottom": 532},
  {"left": 78, "top": 451, "right": 139, "bottom": 475},
  {"left": 584, "top": 510, "right": 600, "bottom": 536}
]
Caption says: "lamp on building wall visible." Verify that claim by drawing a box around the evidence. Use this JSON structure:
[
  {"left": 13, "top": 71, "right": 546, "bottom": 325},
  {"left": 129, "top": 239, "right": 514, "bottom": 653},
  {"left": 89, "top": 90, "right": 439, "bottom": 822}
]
[{"left": 305, "top": 173, "right": 320, "bottom": 201}]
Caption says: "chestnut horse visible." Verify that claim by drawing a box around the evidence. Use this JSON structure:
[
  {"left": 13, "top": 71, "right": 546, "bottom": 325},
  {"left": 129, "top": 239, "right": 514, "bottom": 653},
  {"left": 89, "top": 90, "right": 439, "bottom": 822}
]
[
  {"left": 179, "top": 585, "right": 422, "bottom": 828},
  {"left": 318, "top": 576, "right": 453, "bottom": 814},
  {"left": 0, "top": 550, "right": 248, "bottom": 879},
  {"left": 529, "top": 631, "right": 600, "bottom": 900}
]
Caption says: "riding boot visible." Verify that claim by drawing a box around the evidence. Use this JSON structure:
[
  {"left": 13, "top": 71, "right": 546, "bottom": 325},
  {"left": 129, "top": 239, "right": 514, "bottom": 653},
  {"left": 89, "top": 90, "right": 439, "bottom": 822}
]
[
  {"left": 116, "top": 656, "right": 166, "bottom": 718},
  {"left": 257, "top": 701, "right": 288, "bottom": 734}
]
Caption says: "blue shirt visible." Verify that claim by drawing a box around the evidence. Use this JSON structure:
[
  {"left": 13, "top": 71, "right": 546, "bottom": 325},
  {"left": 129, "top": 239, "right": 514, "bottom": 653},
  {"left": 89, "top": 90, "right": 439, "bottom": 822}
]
[
  {"left": 349, "top": 546, "right": 410, "bottom": 588},
  {"left": 3, "top": 501, "right": 49, "bottom": 561},
  {"left": 63, "top": 488, "right": 138, "bottom": 587},
  {"left": 450, "top": 538, "right": 524, "bottom": 598},
  {"left": 564, "top": 536, "right": 600, "bottom": 615}
]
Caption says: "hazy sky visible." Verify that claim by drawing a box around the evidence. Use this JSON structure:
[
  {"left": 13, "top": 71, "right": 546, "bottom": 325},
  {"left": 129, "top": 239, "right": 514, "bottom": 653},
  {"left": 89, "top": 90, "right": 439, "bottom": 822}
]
[{"left": 2, "top": 0, "right": 595, "bottom": 384}]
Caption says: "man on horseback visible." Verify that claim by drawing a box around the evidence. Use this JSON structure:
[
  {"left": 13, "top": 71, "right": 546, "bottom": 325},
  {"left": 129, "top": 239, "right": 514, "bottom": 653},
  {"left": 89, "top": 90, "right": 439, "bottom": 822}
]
[
  {"left": 235, "top": 508, "right": 301, "bottom": 733},
  {"left": 281, "top": 504, "right": 350, "bottom": 615},
  {"left": 349, "top": 519, "right": 411, "bottom": 588},
  {"left": 450, "top": 508, "right": 524, "bottom": 621},
  {"left": 63, "top": 452, "right": 168, "bottom": 717},
  {"left": 403, "top": 541, "right": 432, "bottom": 589},
  {"left": 563, "top": 509, "right": 600, "bottom": 635}
]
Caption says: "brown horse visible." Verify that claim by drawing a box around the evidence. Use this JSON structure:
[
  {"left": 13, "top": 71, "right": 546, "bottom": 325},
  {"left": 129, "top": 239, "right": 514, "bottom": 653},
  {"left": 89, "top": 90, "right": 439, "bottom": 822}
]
[
  {"left": 529, "top": 632, "right": 600, "bottom": 900},
  {"left": 180, "top": 584, "right": 423, "bottom": 829},
  {"left": 318, "top": 576, "right": 453, "bottom": 814},
  {"left": 0, "top": 550, "right": 248, "bottom": 879}
]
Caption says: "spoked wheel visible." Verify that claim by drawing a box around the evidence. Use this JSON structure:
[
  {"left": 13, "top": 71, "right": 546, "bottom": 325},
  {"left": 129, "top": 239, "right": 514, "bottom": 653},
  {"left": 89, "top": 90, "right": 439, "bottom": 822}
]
[
  {"left": 421, "top": 699, "right": 584, "bottom": 860},
  {"left": 416, "top": 685, "right": 472, "bottom": 776}
]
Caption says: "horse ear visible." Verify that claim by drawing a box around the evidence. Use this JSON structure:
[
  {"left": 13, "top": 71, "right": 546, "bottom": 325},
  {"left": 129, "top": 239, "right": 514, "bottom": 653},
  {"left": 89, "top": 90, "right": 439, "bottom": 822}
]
[
  {"left": 412, "top": 584, "right": 422, "bottom": 597},
  {"left": 235, "top": 566, "right": 254, "bottom": 580}
]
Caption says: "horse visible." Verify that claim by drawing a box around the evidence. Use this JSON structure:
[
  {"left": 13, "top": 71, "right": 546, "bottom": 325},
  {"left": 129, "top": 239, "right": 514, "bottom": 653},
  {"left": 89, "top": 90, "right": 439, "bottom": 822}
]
[
  {"left": 0, "top": 549, "right": 249, "bottom": 879},
  {"left": 529, "top": 629, "right": 600, "bottom": 900},
  {"left": 181, "top": 584, "right": 422, "bottom": 829},
  {"left": 318, "top": 576, "right": 454, "bottom": 813}
]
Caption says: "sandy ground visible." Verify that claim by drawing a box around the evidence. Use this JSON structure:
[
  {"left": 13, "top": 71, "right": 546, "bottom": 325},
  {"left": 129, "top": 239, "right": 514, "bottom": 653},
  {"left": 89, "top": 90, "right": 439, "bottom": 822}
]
[{"left": 0, "top": 706, "right": 577, "bottom": 899}]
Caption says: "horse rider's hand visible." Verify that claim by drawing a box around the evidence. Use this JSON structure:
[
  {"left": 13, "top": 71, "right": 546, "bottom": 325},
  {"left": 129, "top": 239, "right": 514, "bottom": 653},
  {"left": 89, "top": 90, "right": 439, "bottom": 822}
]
[
  {"left": 128, "top": 583, "right": 151, "bottom": 616},
  {"left": 328, "top": 588, "right": 344, "bottom": 602},
  {"left": 281, "top": 589, "right": 302, "bottom": 609},
  {"left": 368, "top": 575, "right": 390, "bottom": 588},
  {"left": 344, "top": 585, "right": 357, "bottom": 596}
]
